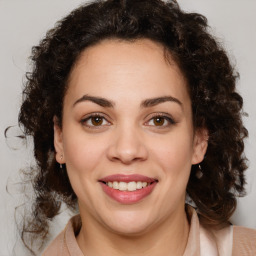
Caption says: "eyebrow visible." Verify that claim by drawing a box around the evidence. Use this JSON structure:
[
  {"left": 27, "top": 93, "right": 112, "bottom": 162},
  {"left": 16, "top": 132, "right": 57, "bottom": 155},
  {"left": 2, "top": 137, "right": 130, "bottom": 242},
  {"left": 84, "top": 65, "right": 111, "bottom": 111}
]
[
  {"left": 73, "top": 95, "right": 182, "bottom": 109},
  {"left": 141, "top": 96, "right": 182, "bottom": 108},
  {"left": 73, "top": 95, "right": 115, "bottom": 108}
]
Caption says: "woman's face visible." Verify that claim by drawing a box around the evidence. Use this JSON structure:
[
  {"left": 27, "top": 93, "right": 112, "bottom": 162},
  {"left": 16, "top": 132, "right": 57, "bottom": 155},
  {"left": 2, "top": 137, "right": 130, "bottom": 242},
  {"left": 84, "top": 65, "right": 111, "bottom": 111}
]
[{"left": 54, "top": 39, "right": 207, "bottom": 235}]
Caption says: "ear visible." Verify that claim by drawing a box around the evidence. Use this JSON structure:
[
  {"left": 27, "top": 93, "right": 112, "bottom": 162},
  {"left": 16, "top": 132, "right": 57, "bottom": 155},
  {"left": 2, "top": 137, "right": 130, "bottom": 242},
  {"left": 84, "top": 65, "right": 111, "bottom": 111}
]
[
  {"left": 191, "top": 128, "right": 208, "bottom": 165},
  {"left": 53, "top": 116, "right": 65, "bottom": 164}
]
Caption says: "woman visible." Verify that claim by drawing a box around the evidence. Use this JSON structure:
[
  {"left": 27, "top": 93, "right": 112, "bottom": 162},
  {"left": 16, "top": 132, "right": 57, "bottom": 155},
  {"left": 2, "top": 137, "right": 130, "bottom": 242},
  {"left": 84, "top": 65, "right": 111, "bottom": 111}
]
[{"left": 18, "top": 0, "right": 256, "bottom": 255}]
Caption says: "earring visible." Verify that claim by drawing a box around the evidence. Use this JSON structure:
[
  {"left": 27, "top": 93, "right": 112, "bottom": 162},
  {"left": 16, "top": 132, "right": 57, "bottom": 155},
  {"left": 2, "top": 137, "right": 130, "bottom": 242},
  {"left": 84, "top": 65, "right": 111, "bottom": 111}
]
[
  {"left": 196, "top": 164, "right": 203, "bottom": 179},
  {"left": 60, "top": 155, "right": 63, "bottom": 169}
]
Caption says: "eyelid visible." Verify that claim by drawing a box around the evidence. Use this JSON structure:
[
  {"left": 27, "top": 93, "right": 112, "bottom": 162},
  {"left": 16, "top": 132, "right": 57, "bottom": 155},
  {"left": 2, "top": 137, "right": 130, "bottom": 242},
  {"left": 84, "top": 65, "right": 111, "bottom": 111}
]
[
  {"left": 80, "top": 112, "right": 176, "bottom": 129},
  {"left": 144, "top": 112, "right": 176, "bottom": 127},
  {"left": 80, "top": 112, "right": 111, "bottom": 128}
]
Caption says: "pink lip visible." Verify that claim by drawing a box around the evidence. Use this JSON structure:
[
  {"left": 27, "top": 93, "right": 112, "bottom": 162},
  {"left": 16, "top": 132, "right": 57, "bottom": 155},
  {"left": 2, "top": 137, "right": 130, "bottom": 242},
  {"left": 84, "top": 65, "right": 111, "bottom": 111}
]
[{"left": 99, "top": 174, "right": 158, "bottom": 204}]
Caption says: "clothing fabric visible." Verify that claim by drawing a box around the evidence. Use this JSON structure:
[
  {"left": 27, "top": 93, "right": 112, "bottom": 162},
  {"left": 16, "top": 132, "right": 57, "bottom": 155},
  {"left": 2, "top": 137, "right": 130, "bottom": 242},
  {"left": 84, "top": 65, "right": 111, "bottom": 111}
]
[{"left": 43, "top": 207, "right": 256, "bottom": 256}]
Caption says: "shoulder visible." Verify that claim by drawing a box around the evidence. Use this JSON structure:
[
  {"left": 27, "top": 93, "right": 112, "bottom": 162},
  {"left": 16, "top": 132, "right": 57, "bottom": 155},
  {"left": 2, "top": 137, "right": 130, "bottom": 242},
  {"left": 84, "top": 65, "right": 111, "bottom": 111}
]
[
  {"left": 42, "top": 229, "right": 67, "bottom": 256},
  {"left": 232, "top": 225, "right": 256, "bottom": 256},
  {"left": 42, "top": 215, "right": 82, "bottom": 256}
]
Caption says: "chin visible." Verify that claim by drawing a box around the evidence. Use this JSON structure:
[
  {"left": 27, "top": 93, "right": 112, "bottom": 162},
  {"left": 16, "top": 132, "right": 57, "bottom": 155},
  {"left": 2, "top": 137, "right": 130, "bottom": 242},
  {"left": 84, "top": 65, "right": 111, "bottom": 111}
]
[{"left": 101, "top": 210, "right": 156, "bottom": 236}]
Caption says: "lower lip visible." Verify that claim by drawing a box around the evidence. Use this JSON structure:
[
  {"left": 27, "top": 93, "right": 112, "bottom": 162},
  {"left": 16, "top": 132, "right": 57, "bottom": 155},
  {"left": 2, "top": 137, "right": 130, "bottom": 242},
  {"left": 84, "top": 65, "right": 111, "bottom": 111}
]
[{"left": 100, "top": 182, "right": 157, "bottom": 204}]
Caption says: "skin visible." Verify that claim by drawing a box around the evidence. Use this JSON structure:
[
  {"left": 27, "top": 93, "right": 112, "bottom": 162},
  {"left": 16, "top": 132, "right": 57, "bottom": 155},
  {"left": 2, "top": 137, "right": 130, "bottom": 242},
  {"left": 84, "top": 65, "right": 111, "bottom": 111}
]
[{"left": 54, "top": 39, "right": 208, "bottom": 256}]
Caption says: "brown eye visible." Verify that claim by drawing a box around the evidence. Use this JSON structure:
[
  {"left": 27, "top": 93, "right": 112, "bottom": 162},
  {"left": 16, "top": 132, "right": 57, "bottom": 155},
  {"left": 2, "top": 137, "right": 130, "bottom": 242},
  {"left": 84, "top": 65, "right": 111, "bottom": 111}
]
[
  {"left": 146, "top": 114, "right": 176, "bottom": 128},
  {"left": 153, "top": 117, "right": 165, "bottom": 126},
  {"left": 81, "top": 114, "right": 110, "bottom": 128},
  {"left": 91, "top": 116, "right": 103, "bottom": 126}
]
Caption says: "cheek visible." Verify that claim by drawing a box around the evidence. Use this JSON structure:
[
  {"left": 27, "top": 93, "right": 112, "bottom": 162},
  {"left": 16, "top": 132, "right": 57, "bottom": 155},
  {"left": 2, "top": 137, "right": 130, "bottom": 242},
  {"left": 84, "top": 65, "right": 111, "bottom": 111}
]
[
  {"left": 62, "top": 132, "right": 107, "bottom": 177},
  {"left": 155, "top": 132, "right": 193, "bottom": 162},
  {"left": 150, "top": 128, "right": 194, "bottom": 180}
]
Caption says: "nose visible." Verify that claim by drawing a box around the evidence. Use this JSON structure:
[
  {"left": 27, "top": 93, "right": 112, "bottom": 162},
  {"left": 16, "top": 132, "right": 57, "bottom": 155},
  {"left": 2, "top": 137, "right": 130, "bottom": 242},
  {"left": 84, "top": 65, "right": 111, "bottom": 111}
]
[{"left": 106, "top": 125, "right": 148, "bottom": 165}]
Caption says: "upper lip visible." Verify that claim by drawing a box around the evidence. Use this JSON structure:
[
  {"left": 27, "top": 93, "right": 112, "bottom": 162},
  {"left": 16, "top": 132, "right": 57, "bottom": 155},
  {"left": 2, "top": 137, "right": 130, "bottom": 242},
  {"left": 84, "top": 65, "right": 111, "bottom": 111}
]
[{"left": 99, "top": 174, "right": 158, "bottom": 183}]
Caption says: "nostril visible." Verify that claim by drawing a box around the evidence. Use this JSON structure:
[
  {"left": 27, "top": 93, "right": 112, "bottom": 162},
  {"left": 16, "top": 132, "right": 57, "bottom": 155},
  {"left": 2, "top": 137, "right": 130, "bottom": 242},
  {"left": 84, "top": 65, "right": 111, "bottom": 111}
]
[{"left": 106, "top": 135, "right": 148, "bottom": 164}]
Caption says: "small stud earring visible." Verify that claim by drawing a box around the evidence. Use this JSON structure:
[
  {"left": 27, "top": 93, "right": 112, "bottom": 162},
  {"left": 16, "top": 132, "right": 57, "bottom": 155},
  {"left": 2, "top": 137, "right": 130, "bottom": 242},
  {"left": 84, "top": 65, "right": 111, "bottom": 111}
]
[
  {"left": 60, "top": 155, "right": 63, "bottom": 169},
  {"left": 196, "top": 164, "right": 203, "bottom": 179}
]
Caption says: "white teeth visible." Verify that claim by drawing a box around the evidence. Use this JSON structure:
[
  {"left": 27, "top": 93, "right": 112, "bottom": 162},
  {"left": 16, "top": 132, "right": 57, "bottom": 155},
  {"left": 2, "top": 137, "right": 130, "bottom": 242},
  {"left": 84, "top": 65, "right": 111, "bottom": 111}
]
[
  {"left": 127, "top": 181, "right": 136, "bottom": 191},
  {"left": 119, "top": 182, "right": 127, "bottom": 191},
  {"left": 113, "top": 181, "right": 119, "bottom": 189},
  {"left": 136, "top": 181, "right": 142, "bottom": 189},
  {"left": 106, "top": 181, "right": 151, "bottom": 191}
]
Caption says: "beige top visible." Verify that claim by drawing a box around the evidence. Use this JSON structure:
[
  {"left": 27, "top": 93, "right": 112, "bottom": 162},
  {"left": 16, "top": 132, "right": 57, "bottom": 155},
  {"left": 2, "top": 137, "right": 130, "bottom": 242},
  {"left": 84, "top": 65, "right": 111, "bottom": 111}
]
[{"left": 43, "top": 207, "right": 256, "bottom": 256}]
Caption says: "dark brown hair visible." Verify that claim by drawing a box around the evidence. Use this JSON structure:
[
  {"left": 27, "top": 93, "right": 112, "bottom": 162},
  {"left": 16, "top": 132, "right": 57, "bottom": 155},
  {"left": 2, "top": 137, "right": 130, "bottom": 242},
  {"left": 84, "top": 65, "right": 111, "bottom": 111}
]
[{"left": 18, "top": 0, "right": 248, "bottom": 253}]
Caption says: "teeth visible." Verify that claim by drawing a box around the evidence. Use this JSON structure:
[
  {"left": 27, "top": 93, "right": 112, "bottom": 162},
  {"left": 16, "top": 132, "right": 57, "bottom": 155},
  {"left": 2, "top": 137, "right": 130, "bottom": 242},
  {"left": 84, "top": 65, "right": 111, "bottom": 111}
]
[
  {"left": 127, "top": 181, "right": 136, "bottom": 191},
  {"left": 119, "top": 182, "right": 127, "bottom": 191},
  {"left": 106, "top": 181, "right": 151, "bottom": 191},
  {"left": 113, "top": 181, "right": 118, "bottom": 189},
  {"left": 136, "top": 181, "right": 142, "bottom": 189}
]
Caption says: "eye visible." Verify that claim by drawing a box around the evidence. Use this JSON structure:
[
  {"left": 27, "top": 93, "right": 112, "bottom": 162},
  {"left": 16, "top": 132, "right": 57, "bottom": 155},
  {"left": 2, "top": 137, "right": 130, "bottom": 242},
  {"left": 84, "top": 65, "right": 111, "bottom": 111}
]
[
  {"left": 80, "top": 113, "right": 110, "bottom": 128},
  {"left": 146, "top": 113, "right": 176, "bottom": 128}
]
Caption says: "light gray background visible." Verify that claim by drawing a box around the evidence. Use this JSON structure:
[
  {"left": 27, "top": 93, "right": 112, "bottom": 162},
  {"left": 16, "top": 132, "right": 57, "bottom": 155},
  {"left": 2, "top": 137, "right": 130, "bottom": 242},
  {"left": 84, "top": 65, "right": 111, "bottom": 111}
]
[{"left": 0, "top": 0, "right": 255, "bottom": 255}]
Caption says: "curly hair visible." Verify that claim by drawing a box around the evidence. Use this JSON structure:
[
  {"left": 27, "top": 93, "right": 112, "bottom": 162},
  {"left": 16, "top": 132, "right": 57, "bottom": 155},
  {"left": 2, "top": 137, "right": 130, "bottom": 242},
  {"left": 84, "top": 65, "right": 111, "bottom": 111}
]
[{"left": 18, "top": 0, "right": 248, "bottom": 253}]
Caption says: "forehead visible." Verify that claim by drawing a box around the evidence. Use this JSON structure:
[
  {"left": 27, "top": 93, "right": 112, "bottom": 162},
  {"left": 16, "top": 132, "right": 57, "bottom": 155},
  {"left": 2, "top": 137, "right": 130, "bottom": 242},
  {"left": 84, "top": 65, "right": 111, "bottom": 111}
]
[{"left": 65, "top": 39, "right": 189, "bottom": 106}]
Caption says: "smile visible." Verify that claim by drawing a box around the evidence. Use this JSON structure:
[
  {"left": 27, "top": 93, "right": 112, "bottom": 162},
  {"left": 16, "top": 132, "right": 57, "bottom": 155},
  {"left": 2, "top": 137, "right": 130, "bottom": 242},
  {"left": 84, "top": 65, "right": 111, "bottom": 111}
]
[
  {"left": 105, "top": 181, "right": 151, "bottom": 191},
  {"left": 99, "top": 174, "right": 158, "bottom": 204}
]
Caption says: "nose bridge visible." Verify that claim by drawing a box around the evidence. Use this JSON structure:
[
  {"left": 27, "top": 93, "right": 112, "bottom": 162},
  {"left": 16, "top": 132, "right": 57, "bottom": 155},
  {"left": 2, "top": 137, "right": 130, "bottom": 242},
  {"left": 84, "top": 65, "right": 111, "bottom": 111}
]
[{"left": 107, "top": 121, "right": 147, "bottom": 164}]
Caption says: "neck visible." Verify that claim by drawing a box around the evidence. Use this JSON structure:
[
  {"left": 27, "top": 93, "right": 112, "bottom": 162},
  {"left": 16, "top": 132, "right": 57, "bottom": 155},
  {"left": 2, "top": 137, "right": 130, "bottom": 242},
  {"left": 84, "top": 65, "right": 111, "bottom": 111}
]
[{"left": 77, "top": 206, "right": 190, "bottom": 256}]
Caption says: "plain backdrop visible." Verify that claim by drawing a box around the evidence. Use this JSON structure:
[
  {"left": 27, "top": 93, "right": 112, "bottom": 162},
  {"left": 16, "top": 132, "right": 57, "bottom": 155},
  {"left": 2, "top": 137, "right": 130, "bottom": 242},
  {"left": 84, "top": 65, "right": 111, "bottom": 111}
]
[{"left": 0, "top": 0, "right": 255, "bottom": 255}]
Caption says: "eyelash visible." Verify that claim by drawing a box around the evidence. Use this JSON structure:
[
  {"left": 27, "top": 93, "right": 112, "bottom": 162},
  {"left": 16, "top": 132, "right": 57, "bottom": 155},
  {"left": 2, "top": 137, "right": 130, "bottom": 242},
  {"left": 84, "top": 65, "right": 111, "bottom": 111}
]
[
  {"left": 80, "top": 112, "right": 176, "bottom": 129},
  {"left": 80, "top": 113, "right": 110, "bottom": 129},
  {"left": 145, "top": 113, "right": 176, "bottom": 128}
]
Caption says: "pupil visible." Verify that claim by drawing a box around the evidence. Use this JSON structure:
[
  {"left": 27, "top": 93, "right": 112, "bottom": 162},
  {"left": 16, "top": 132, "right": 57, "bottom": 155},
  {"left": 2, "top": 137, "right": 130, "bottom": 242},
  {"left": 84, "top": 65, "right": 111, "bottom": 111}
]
[
  {"left": 92, "top": 117, "right": 103, "bottom": 126},
  {"left": 154, "top": 117, "right": 164, "bottom": 126}
]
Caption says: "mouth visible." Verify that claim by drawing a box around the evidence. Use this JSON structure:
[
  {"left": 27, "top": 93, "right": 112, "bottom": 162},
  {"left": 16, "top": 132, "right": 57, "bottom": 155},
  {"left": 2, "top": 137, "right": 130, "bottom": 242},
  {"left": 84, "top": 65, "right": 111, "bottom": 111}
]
[
  {"left": 99, "top": 174, "right": 158, "bottom": 204},
  {"left": 100, "top": 181, "right": 155, "bottom": 191}
]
